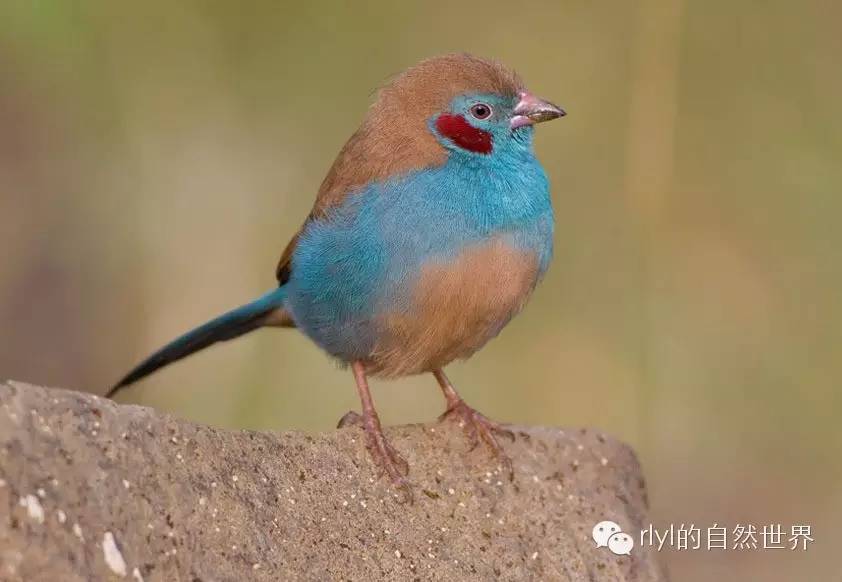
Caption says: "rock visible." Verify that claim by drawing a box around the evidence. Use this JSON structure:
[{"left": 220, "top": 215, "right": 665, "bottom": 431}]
[{"left": 0, "top": 380, "right": 666, "bottom": 581}]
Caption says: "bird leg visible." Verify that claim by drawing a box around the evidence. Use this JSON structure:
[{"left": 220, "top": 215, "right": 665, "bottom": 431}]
[
  {"left": 338, "top": 361, "right": 412, "bottom": 501},
  {"left": 433, "top": 369, "right": 515, "bottom": 479}
]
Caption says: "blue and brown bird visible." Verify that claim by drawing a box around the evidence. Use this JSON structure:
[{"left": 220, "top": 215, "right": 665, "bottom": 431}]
[{"left": 108, "top": 53, "right": 565, "bottom": 497}]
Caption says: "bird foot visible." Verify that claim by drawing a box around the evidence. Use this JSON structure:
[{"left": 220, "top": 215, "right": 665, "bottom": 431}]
[
  {"left": 337, "top": 411, "right": 413, "bottom": 503},
  {"left": 438, "top": 401, "right": 516, "bottom": 480}
]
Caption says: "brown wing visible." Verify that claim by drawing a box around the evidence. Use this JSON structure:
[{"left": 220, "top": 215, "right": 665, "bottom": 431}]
[
  {"left": 274, "top": 126, "right": 386, "bottom": 283},
  {"left": 274, "top": 119, "right": 447, "bottom": 284},
  {"left": 275, "top": 232, "right": 300, "bottom": 284}
]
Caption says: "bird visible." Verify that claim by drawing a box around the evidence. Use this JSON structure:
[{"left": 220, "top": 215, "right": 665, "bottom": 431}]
[{"left": 108, "top": 53, "right": 565, "bottom": 498}]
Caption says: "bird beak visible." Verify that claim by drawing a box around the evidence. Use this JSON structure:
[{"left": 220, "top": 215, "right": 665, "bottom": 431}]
[{"left": 511, "top": 91, "right": 566, "bottom": 129}]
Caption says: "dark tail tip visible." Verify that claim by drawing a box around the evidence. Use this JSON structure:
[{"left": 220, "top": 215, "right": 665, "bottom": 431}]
[
  {"left": 105, "top": 287, "right": 287, "bottom": 400},
  {"left": 105, "top": 378, "right": 131, "bottom": 399},
  {"left": 106, "top": 360, "right": 160, "bottom": 399},
  {"left": 106, "top": 339, "right": 228, "bottom": 399}
]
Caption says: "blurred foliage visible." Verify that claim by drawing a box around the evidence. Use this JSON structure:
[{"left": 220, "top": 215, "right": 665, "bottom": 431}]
[{"left": 1, "top": 1, "right": 840, "bottom": 579}]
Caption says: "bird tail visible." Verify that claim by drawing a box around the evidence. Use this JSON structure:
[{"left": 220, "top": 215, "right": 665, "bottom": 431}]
[{"left": 107, "top": 287, "right": 289, "bottom": 398}]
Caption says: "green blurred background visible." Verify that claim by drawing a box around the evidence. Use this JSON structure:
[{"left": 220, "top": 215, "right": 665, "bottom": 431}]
[{"left": 1, "top": 1, "right": 839, "bottom": 579}]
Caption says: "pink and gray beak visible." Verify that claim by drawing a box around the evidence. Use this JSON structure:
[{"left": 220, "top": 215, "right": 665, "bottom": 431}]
[{"left": 511, "top": 91, "right": 566, "bottom": 129}]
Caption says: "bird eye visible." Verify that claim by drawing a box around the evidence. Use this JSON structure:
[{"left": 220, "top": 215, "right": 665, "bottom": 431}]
[{"left": 469, "top": 103, "right": 492, "bottom": 120}]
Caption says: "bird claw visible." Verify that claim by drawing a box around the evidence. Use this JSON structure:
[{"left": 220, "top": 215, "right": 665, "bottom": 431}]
[
  {"left": 373, "top": 438, "right": 410, "bottom": 478},
  {"left": 337, "top": 410, "right": 363, "bottom": 429},
  {"left": 438, "top": 400, "right": 516, "bottom": 480},
  {"left": 339, "top": 409, "right": 413, "bottom": 502},
  {"left": 365, "top": 430, "right": 413, "bottom": 503}
]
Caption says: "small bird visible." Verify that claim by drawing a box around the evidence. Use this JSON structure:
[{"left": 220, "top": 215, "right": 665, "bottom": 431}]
[{"left": 108, "top": 54, "right": 565, "bottom": 497}]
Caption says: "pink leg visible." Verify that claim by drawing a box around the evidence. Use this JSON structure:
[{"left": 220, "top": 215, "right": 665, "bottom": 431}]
[
  {"left": 337, "top": 362, "right": 412, "bottom": 501},
  {"left": 433, "top": 369, "right": 515, "bottom": 479}
]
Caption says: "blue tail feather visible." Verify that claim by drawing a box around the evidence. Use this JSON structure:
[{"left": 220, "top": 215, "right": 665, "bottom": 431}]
[{"left": 107, "top": 287, "right": 287, "bottom": 397}]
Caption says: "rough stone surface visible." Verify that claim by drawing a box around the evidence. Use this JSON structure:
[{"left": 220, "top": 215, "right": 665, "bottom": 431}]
[{"left": 0, "top": 380, "right": 667, "bottom": 581}]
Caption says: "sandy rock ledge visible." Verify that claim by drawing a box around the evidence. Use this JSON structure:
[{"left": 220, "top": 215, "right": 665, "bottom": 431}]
[{"left": 0, "top": 380, "right": 666, "bottom": 581}]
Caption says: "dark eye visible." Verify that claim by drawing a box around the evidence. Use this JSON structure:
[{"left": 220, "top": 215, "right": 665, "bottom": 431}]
[{"left": 469, "top": 103, "right": 492, "bottom": 120}]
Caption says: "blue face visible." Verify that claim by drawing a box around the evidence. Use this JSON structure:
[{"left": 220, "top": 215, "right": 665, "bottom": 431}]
[
  {"left": 453, "top": 92, "right": 517, "bottom": 128},
  {"left": 430, "top": 92, "right": 534, "bottom": 157}
]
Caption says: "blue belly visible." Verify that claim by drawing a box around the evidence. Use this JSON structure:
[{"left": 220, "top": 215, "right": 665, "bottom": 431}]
[{"left": 285, "top": 155, "right": 554, "bottom": 365}]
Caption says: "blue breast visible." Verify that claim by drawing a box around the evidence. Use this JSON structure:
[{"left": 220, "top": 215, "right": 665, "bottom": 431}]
[{"left": 286, "top": 131, "right": 554, "bottom": 363}]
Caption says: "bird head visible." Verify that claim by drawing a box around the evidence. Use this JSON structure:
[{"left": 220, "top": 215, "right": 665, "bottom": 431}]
[
  {"left": 316, "top": 54, "right": 564, "bottom": 200},
  {"left": 368, "top": 54, "right": 564, "bottom": 160},
  {"left": 431, "top": 89, "right": 565, "bottom": 156}
]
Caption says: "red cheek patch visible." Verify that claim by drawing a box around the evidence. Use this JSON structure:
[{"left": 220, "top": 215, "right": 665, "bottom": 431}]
[{"left": 435, "top": 114, "right": 493, "bottom": 154}]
